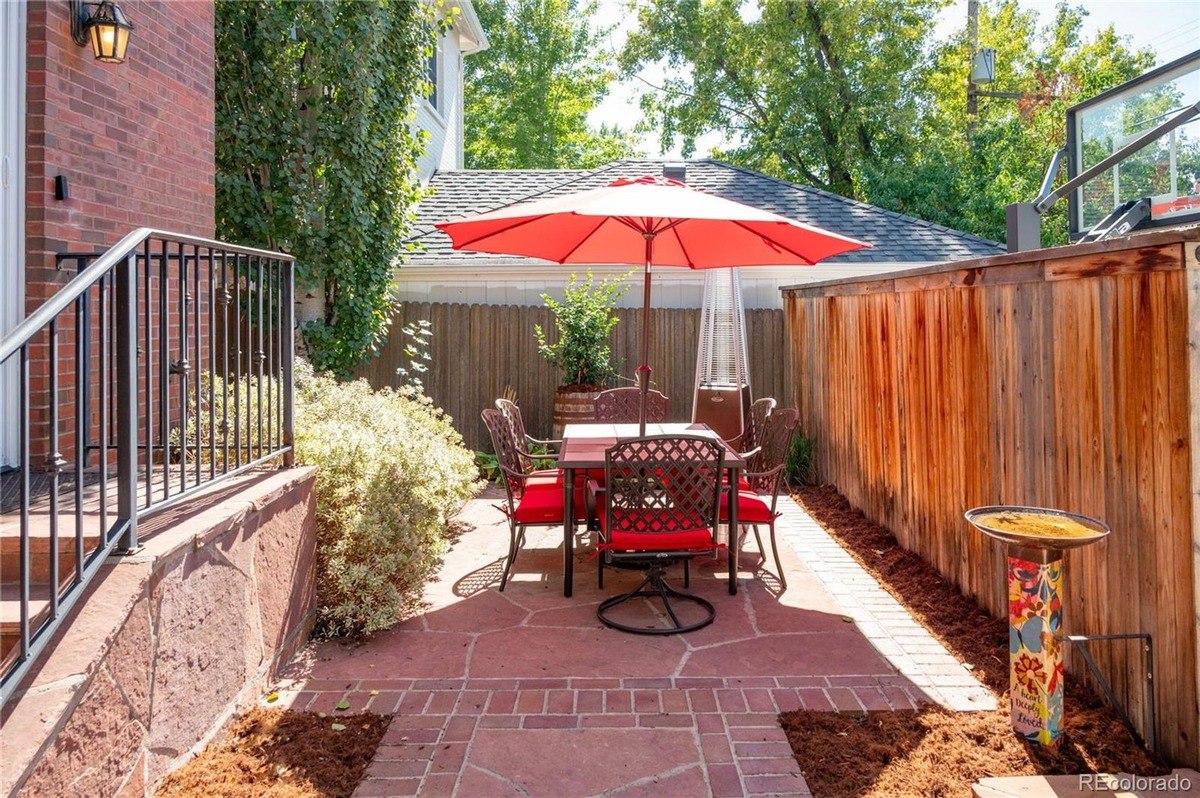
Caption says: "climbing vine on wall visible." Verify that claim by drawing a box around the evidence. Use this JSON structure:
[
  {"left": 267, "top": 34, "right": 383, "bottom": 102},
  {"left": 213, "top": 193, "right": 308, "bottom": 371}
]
[{"left": 215, "top": 1, "right": 449, "bottom": 376}]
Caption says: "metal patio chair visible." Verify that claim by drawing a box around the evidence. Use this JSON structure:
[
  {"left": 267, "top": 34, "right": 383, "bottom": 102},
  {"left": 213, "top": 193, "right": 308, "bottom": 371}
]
[
  {"left": 593, "top": 434, "right": 728, "bottom": 634},
  {"left": 730, "top": 397, "right": 776, "bottom": 452},
  {"left": 482, "top": 408, "right": 589, "bottom": 590},
  {"left": 594, "top": 386, "right": 670, "bottom": 424},
  {"left": 720, "top": 408, "right": 799, "bottom": 588},
  {"left": 495, "top": 398, "right": 561, "bottom": 484}
]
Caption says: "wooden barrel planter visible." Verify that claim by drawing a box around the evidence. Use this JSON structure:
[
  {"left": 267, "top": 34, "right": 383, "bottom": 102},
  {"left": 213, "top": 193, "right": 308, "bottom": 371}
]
[{"left": 552, "top": 387, "right": 599, "bottom": 438}]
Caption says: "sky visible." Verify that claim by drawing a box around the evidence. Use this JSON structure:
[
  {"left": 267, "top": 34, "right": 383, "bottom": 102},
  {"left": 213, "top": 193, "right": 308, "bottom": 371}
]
[{"left": 587, "top": 0, "right": 1200, "bottom": 158}]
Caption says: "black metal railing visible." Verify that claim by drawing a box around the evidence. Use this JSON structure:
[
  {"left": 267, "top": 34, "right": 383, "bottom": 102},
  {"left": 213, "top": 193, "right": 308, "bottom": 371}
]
[{"left": 0, "top": 228, "right": 295, "bottom": 706}]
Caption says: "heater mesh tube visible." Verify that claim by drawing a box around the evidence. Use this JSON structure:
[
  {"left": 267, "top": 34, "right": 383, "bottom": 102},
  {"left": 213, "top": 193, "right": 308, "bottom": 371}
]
[
  {"left": 691, "top": 269, "right": 751, "bottom": 440},
  {"left": 695, "top": 269, "right": 748, "bottom": 387}
]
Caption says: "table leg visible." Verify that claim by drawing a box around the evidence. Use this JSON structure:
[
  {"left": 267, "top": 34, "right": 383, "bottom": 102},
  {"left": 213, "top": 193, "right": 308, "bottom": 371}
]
[
  {"left": 727, "top": 466, "right": 739, "bottom": 596},
  {"left": 563, "top": 466, "right": 575, "bottom": 597}
]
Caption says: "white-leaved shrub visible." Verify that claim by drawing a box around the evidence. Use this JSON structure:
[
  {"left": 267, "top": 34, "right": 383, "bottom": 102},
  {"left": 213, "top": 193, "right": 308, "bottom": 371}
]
[{"left": 294, "top": 361, "right": 482, "bottom": 638}]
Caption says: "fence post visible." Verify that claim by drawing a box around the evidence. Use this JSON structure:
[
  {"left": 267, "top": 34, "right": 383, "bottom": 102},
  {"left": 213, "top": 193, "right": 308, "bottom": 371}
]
[
  {"left": 115, "top": 251, "right": 139, "bottom": 551},
  {"left": 282, "top": 260, "right": 295, "bottom": 467}
]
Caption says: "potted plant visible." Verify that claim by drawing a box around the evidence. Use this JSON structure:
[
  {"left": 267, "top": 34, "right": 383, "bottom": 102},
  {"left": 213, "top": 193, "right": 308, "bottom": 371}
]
[{"left": 535, "top": 271, "right": 629, "bottom": 436}]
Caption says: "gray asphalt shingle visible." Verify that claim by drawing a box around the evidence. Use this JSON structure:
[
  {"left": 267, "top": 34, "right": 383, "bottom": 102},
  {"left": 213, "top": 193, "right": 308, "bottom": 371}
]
[{"left": 406, "top": 158, "right": 1003, "bottom": 265}]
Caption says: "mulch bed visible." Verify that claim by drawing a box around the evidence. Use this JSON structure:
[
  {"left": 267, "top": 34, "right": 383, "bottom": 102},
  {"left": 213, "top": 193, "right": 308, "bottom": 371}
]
[
  {"left": 155, "top": 708, "right": 389, "bottom": 798},
  {"left": 782, "top": 485, "right": 1169, "bottom": 798}
]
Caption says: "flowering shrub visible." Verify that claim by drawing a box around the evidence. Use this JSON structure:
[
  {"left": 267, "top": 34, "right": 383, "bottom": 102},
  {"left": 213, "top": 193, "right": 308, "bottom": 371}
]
[{"left": 294, "top": 361, "right": 482, "bottom": 638}]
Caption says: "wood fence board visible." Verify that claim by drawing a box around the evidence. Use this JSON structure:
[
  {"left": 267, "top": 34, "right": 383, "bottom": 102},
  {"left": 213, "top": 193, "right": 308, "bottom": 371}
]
[
  {"left": 357, "top": 302, "right": 790, "bottom": 454},
  {"left": 783, "top": 233, "right": 1200, "bottom": 766}
]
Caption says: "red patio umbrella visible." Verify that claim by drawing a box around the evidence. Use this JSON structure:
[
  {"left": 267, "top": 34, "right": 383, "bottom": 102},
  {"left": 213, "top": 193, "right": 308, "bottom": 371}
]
[{"left": 436, "top": 175, "right": 870, "bottom": 433}]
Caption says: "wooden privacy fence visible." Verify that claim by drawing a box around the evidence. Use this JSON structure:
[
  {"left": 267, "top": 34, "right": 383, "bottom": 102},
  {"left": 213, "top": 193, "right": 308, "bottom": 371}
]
[
  {"left": 783, "top": 228, "right": 1200, "bottom": 766},
  {"left": 354, "top": 302, "right": 791, "bottom": 452}
]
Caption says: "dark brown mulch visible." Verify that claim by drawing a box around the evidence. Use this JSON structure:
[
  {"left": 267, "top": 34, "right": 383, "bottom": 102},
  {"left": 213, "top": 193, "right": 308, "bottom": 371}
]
[
  {"left": 155, "top": 708, "right": 389, "bottom": 798},
  {"left": 781, "top": 485, "right": 1168, "bottom": 798}
]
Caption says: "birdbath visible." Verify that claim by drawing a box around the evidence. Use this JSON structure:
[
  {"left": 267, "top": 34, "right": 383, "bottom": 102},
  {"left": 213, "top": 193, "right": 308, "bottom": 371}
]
[{"left": 965, "top": 506, "right": 1111, "bottom": 747}]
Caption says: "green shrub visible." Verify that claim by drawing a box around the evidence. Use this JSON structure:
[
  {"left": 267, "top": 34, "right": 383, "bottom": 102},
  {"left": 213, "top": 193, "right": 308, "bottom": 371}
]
[
  {"left": 294, "top": 361, "right": 483, "bottom": 638},
  {"left": 169, "top": 370, "right": 277, "bottom": 468},
  {"left": 474, "top": 450, "right": 500, "bottom": 482},
  {"left": 785, "top": 434, "right": 816, "bottom": 486},
  {"left": 534, "top": 271, "right": 629, "bottom": 388}
]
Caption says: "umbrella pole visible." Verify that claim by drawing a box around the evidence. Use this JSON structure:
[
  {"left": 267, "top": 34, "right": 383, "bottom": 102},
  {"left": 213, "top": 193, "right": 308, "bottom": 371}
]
[{"left": 638, "top": 234, "right": 654, "bottom": 436}]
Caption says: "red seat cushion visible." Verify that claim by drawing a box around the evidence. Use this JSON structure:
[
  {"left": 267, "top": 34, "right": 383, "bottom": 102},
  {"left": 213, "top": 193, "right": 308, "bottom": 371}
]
[
  {"left": 513, "top": 483, "right": 588, "bottom": 524},
  {"left": 608, "top": 529, "right": 716, "bottom": 551},
  {"left": 596, "top": 504, "right": 716, "bottom": 551},
  {"left": 525, "top": 469, "right": 597, "bottom": 489},
  {"left": 721, "top": 475, "right": 752, "bottom": 491},
  {"left": 720, "top": 491, "right": 775, "bottom": 524},
  {"left": 526, "top": 470, "right": 562, "bottom": 488}
]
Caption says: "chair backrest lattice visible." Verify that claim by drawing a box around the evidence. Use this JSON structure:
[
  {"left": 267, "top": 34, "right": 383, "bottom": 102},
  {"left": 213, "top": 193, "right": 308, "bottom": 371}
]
[
  {"left": 482, "top": 408, "right": 530, "bottom": 501},
  {"left": 495, "top": 398, "right": 538, "bottom": 472},
  {"left": 742, "top": 397, "right": 777, "bottom": 452},
  {"left": 746, "top": 408, "right": 799, "bottom": 495},
  {"left": 594, "top": 387, "right": 670, "bottom": 424},
  {"left": 603, "top": 435, "right": 724, "bottom": 542}
]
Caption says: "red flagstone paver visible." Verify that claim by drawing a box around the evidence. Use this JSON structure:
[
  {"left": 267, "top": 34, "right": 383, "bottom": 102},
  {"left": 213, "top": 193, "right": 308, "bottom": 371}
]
[
  {"left": 271, "top": 490, "right": 993, "bottom": 797},
  {"left": 468, "top": 728, "right": 701, "bottom": 795}
]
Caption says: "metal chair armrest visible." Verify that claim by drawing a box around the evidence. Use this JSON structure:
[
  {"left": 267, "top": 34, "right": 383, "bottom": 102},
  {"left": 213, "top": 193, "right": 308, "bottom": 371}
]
[
  {"left": 521, "top": 448, "right": 559, "bottom": 462},
  {"left": 741, "top": 463, "right": 785, "bottom": 483}
]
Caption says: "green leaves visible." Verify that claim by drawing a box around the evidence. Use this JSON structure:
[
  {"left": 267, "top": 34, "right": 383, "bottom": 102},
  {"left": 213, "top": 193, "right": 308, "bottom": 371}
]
[
  {"left": 534, "top": 272, "right": 630, "bottom": 388},
  {"left": 620, "top": 0, "right": 1154, "bottom": 245},
  {"left": 293, "top": 361, "right": 483, "bottom": 639},
  {"left": 216, "top": 0, "right": 440, "bottom": 376},
  {"left": 621, "top": 0, "right": 938, "bottom": 197},
  {"left": 464, "top": 0, "right": 640, "bottom": 169}
]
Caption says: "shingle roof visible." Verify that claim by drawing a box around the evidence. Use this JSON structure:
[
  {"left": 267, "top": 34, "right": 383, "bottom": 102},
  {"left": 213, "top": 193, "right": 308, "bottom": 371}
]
[{"left": 406, "top": 158, "right": 1003, "bottom": 265}]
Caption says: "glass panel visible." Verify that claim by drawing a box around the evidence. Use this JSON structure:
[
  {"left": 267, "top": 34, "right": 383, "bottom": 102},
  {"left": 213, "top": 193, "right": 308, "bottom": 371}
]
[{"left": 1074, "top": 55, "right": 1200, "bottom": 232}]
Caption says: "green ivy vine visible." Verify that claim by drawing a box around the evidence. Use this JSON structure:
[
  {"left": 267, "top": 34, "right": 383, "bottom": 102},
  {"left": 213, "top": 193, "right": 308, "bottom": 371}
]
[{"left": 215, "top": 0, "right": 450, "bottom": 376}]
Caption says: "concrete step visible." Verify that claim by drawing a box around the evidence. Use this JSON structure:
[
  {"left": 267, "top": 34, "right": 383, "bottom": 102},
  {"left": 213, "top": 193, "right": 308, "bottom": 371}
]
[
  {"left": 0, "top": 589, "right": 53, "bottom": 675},
  {"left": 0, "top": 522, "right": 103, "bottom": 585}
]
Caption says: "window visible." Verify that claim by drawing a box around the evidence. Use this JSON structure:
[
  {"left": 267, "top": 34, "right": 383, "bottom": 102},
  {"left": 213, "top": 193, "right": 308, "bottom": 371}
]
[{"left": 425, "top": 39, "right": 440, "bottom": 113}]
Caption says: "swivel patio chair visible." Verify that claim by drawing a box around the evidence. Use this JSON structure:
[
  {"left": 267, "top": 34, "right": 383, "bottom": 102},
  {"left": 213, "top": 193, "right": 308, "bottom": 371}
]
[
  {"left": 594, "top": 387, "right": 670, "bottom": 424},
  {"left": 594, "top": 435, "right": 728, "bottom": 634},
  {"left": 482, "top": 408, "right": 589, "bottom": 590},
  {"left": 720, "top": 408, "right": 799, "bottom": 588}
]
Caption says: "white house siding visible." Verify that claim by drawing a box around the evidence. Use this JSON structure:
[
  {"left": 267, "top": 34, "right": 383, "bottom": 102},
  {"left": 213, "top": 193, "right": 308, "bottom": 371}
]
[
  {"left": 392, "top": 262, "right": 928, "bottom": 310},
  {"left": 415, "top": 29, "right": 466, "bottom": 180}
]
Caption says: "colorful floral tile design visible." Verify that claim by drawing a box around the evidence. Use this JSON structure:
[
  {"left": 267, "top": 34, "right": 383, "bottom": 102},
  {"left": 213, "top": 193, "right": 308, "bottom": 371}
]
[{"left": 1008, "top": 555, "right": 1064, "bottom": 746}]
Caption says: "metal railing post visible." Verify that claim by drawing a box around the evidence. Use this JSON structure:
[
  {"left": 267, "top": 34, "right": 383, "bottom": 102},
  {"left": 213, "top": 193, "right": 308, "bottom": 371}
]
[
  {"left": 282, "top": 260, "right": 295, "bottom": 467},
  {"left": 116, "top": 251, "right": 139, "bottom": 551}
]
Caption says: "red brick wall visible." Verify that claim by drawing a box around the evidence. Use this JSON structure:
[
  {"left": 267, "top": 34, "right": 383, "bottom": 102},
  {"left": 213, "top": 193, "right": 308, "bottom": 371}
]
[
  {"left": 21, "top": 0, "right": 214, "bottom": 466},
  {"left": 24, "top": 0, "right": 215, "bottom": 308}
]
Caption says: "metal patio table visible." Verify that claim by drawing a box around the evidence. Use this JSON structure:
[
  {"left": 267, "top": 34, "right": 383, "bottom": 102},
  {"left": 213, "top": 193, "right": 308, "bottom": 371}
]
[{"left": 558, "top": 422, "right": 746, "bottom": 598}]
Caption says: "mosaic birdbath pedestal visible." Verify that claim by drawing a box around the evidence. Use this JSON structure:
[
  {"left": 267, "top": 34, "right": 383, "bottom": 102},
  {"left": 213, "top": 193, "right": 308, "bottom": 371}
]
[{"left": 965, "top": 506, "right": 1110, "bottom": 747}]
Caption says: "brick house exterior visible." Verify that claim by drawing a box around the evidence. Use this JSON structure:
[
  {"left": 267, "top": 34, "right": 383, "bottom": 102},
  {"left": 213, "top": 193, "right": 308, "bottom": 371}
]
[
  {"left": 23, "top": 0, "right": 215, "bottom": 312},
  {"left": 2, "top": 0, "right": 216, "bottom": 467}
]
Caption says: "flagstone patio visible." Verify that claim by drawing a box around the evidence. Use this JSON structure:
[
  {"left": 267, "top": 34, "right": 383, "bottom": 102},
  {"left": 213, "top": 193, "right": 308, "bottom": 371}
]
[{"left": 272, "top": 488, "right": 995, "bottom": 797}]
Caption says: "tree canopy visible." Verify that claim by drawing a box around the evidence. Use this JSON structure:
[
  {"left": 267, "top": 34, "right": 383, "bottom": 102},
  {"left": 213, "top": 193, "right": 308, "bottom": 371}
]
[
  {"left": 619, "top": 0, "right": 1155, "bottom": 244},
  {"left": 464, "top": 0, "right": 639, "bottom": 169},
  {"left": 893, "top": 2, "right": 1155, "bottom": 243},
  {"left": 216, "top": 1, "right": 443, "bottom": 376}
]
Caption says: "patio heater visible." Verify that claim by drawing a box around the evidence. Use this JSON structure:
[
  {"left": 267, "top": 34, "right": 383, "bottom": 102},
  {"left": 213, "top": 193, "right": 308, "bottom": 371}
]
[{"left": 692, "top": 268, "right": 751, "bottom": 442}]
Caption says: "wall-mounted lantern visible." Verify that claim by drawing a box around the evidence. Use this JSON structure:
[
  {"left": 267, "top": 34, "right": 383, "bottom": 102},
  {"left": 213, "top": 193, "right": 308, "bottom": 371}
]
[{"left": 70, "top": 1, "right": 134, "bottom": 64}]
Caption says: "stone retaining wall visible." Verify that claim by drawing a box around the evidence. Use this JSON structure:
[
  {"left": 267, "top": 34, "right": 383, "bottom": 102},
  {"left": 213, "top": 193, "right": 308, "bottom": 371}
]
[{"left": 1, "top": 467, "right": 317, "bottom": 797}]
